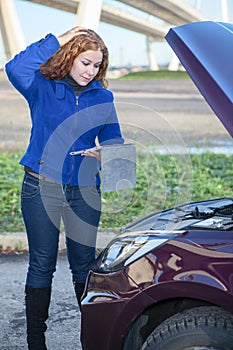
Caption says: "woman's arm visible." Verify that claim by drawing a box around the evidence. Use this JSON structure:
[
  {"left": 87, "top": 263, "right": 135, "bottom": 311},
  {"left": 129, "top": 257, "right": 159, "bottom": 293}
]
[
  {"left": 5, "top": 34, "right": 60, "bottom": 97},
  {"left": 98, "top": 102, "right": 124, "bottom": 146},
  {"left": 5, "top": 26, "right": 85, "bottom": 98},
  {"left": 82, "top": 101, "right": 124, "bottom": 162}
]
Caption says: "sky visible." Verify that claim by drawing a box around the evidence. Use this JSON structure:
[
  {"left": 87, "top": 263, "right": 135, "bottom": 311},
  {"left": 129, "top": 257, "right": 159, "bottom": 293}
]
[{"left": 1, "top": 0, "right": 233, "bottom": 67}]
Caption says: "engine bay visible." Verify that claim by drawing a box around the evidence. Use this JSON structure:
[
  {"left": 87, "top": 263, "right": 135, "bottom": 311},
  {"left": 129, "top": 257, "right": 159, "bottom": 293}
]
[{"left": 124, "top": 198, "right": 233, "bottom": 232}]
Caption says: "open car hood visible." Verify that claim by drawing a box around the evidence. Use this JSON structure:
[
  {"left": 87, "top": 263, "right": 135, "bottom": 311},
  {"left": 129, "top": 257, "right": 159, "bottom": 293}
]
[{"left": 165, "top": 21, "right": 233, "bottom": 137}]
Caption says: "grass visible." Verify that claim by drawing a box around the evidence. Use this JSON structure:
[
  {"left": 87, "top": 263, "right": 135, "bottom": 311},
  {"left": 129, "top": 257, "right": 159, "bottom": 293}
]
[
  {"left": 0, "top": 151, "right": 233, "bottom": 233},
  {"left": 119, "top": 70, "right": 190, "bottom": 80},
  {"left": 0, "top": 152, "right": 25, "bottom": 232}
]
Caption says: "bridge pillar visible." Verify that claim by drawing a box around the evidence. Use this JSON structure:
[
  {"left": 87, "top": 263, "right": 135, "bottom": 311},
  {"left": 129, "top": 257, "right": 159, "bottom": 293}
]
[
  {"left": 77, "top": 0, "right": 103, "bottom": 31},
  {"left": 168, "top": 52, "right": 180, "bottom": 71},
  {"left": 0, "top": 0, "right": 26, "bottom": 61},
  {"left": 146, "top": 37, "right": 159, "bottom": 71},
  {"left": 221, "top": 0, "right": 229, "bottom": 21}
]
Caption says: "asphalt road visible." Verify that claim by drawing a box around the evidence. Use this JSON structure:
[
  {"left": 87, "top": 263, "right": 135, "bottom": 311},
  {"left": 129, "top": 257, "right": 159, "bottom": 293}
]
[{"left": 0, "top": 252, "right": 82, "bottom": 350}]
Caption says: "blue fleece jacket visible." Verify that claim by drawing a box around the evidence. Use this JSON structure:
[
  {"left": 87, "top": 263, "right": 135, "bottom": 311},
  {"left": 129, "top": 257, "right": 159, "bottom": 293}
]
[{"left": 5, "top": 34, "right": 123, "bottom": 185}]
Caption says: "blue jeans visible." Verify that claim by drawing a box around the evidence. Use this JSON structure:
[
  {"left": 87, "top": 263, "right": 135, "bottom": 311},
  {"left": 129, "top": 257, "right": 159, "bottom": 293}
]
[{"left": 21, "top": 171, "right": 101, "bottom": 288}]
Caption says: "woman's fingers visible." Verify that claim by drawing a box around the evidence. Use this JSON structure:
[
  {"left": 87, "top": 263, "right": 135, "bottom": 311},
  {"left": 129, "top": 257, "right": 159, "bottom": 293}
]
[
  {"left": 57, "top": 26, "right": 89, "bottom": 46},
  {"left": 81, "top": 150, "right": 101, "bottom": 161}
]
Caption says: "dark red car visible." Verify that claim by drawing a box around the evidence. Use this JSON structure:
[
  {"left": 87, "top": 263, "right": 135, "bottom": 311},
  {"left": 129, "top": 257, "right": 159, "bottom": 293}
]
[{"left": 81, "top": 21, "right": 233, "bottom": 350}]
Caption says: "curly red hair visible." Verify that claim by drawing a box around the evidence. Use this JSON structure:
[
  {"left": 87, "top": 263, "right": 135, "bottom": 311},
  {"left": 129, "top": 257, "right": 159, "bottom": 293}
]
[{"left": 40, "top": 29, "right": 109, "bottom": 87}]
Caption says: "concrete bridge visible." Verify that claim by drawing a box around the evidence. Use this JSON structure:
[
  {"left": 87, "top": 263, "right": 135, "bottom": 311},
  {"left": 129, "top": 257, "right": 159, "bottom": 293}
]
[{"left": 0, "top": 0, "right": 229, "bottom": 69}]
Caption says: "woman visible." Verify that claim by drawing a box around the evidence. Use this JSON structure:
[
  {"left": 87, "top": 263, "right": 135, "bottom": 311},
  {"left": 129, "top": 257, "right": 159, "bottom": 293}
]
[{"left": 5, "top": 26, "right": 123, "bottom": 349}]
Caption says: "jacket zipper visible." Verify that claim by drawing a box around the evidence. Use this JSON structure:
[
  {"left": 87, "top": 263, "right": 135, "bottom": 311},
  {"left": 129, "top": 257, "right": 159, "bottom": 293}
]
[{"left": 68, "top": 93, "right": 79, "bottom": 185}]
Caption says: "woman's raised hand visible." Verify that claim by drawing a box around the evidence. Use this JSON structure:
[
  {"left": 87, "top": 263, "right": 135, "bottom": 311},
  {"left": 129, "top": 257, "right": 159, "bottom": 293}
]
[{"left": 57, "top": 26, "right": 88, "bottom": 46}]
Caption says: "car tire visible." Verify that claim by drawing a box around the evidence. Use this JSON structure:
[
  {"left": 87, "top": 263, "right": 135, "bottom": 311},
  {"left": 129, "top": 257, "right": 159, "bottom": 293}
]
[{"left": 141, "top": 306, "right": 233, "bottom": 350}]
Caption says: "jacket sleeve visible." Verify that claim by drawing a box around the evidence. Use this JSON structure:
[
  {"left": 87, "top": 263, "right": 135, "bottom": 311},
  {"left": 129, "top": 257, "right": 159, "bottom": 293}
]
[
  {"left": 5, "top": 34, "right": 60, "bottom": 99},
  {"left": 98, "top": 100, "right": 124, "bottom": 145}
]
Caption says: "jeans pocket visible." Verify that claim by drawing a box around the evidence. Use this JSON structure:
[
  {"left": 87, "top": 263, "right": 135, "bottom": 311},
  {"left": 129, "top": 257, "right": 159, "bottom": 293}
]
[{"left": 21, "top": 174, "right": 41, "bottom": 199}]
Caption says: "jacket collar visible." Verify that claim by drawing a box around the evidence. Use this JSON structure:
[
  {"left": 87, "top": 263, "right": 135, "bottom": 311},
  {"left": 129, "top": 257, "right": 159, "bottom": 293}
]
[{"left": 54, "top": 78, "right": 103, "bottom": 100}]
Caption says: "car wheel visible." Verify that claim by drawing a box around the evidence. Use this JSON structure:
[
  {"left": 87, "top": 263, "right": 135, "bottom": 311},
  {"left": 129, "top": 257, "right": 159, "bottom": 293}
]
[{"left": 141, "top": 306, "right": 233, "bottom": 350}]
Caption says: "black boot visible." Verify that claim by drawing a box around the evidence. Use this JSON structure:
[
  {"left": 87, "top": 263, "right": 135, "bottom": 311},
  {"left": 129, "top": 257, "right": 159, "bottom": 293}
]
[
  {"left": 25, "top": 286, "right": 51, "bottom": 350},
  {"left": 73, "top": 281, "right": 85, "bottom": 310}
]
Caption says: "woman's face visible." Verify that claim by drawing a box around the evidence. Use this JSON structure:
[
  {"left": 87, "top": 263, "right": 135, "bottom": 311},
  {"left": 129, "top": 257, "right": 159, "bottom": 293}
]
[{"left": 70, "top": 49, "right": 103, "bottom": 86}]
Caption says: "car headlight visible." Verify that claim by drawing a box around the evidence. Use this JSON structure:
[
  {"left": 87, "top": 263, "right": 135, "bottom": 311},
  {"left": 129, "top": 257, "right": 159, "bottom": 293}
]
[{"left": 97, "top": 230, "right": 184, "bottom": 272}]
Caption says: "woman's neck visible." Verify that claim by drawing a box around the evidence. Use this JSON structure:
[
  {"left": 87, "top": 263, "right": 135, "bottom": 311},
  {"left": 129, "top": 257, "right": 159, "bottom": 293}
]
[{"left": 65, "top": 74, "right": 89, "bottom": 96}]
